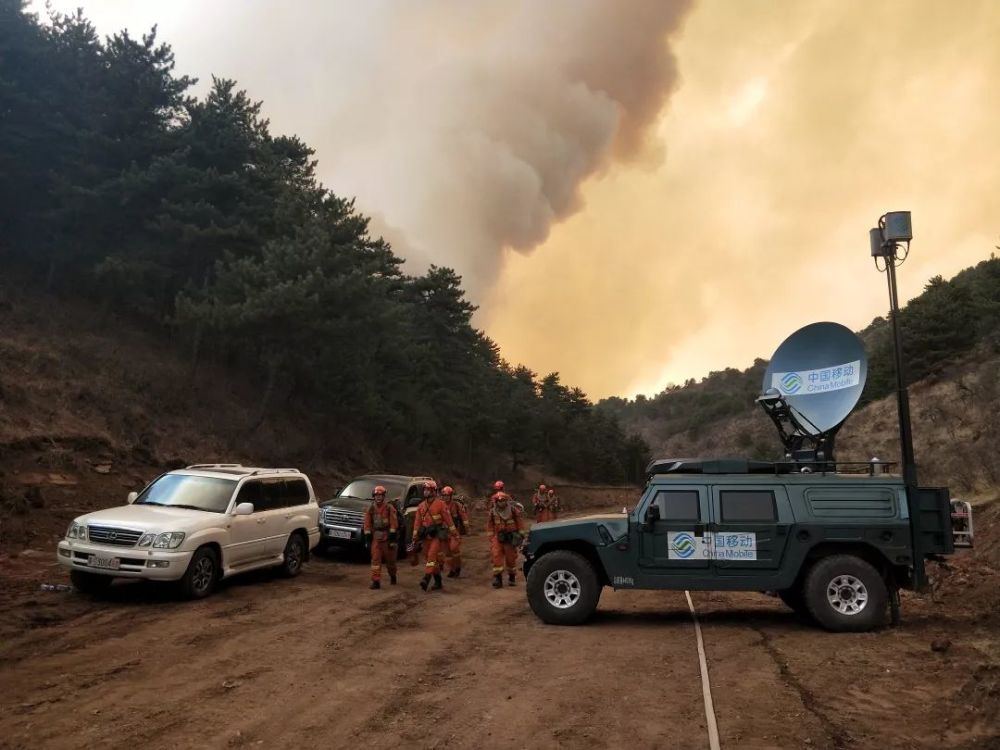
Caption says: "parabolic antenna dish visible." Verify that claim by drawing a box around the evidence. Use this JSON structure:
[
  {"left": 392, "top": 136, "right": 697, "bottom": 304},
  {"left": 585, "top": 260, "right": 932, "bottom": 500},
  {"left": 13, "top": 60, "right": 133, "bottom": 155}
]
[{"left": 762, "top": 322, "right": 868, "bottom": 436}]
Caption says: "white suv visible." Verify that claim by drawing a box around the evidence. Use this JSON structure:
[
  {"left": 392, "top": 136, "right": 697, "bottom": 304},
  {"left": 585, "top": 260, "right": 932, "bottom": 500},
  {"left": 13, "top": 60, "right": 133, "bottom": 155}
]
[{"left": 56, "top": 465, "right": 321, "bottom": 598}]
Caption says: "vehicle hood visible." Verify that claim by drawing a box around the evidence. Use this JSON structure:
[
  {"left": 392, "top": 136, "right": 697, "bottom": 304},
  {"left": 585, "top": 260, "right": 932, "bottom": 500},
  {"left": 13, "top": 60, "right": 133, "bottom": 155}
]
[
  {"left": 527, "top": 513, "right": 629, "bottom": 550},
  {"left": 77, "top": 504, "right": 222, "bottom": 532},
  {"left": 321, "top": 496, "right": 370, "bottom": 513}
]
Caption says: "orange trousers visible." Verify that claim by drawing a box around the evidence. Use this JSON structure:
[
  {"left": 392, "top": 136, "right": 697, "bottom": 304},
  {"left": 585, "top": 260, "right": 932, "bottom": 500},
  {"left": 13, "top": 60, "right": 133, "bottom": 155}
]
[
  {"left": 490, "top": 536, "right": 518, "bottom": 575},
  {"left": 536, "top": 509, "right": 557, "bottom": 523},
  {"left": 445, "top": 535, "right": 462, "bottom": 572},
  {"left": 370, "top": 540, "right": 397, "bottom": 581},
  {"left": 418, "top": 536, "right": 445, "bottom": 575}
]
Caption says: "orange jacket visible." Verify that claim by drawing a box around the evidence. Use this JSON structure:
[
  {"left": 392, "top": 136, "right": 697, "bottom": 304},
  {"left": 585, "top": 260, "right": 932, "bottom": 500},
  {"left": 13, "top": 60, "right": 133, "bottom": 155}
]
[
  {"left": 487, "top": 504, "right": 525, "bottom": 537},
  {"left": 363, "top": 502, "right": 399, "bottom": 539},
  {"left": 412, "top": 497, "right": 457, "bottom": 541},
  {"left": 445, "top": 498, "right": 470, "bottom": 533}
]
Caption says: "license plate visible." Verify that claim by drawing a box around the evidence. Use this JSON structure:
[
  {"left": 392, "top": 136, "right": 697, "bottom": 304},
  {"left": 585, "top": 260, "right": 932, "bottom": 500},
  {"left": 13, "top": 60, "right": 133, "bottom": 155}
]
[
  {"left": 87, "top": 555, "right": 120, "bottom": 570},
  {"left": 329, "top": 529, "right": 352, "bottom": 540}
]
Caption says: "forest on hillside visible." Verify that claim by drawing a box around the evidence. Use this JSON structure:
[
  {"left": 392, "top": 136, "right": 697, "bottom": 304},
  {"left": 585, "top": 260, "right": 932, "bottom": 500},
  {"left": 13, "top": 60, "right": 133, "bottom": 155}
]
[
  {"left": 0, "top": 2, "right": 650, "bottom": 483},
  {"left": 601, "top": 254, "right": 1000, "bottom": 453}
]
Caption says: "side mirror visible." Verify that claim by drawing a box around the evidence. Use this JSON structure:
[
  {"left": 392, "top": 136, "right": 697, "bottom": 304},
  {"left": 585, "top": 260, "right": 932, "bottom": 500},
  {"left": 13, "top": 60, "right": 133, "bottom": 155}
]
[
  {"left": 127, "top": 491, "right": 138, "bottom": 504},
  {"left": 642, "top": 505, "right": 660, "bottom": 532},
  {"left": 233, "top": 502, "right": 254, "bottom": 516}
]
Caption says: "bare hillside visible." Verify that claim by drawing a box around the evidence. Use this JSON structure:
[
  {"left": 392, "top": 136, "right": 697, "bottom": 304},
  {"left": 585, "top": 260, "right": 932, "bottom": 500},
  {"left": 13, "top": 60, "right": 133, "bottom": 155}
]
[{"left": 625, "top": 351, "right": 1000, "bottom": 495}]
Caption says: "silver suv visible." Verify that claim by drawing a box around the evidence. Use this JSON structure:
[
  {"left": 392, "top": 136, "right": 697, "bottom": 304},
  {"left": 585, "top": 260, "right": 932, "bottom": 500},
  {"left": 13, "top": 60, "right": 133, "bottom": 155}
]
[{"left": 57, "top": 464, "right": 320, "bottom": 598}]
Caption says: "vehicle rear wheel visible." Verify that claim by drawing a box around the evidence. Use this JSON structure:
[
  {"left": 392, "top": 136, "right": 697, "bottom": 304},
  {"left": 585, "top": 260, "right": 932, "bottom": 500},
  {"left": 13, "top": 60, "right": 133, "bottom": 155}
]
[
  {"left": 804, "top": 555, "right": 887, "bottom": 632},
  {"left": 180, "top": 546, "right": 219, "bottom": 599},
  {"left": 70, "top": 569, "right": 114, "bottom": 596},
  {"left": 526, "top": 550, "right": 600, "bottom": 626},
  {"left": 281, "top": 533, "right": 307, "bottom": 578}
]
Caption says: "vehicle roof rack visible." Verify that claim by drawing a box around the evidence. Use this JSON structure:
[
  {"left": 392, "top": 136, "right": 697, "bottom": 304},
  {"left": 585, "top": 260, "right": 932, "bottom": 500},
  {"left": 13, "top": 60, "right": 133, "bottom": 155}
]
[
  {"left": 249, "top": 468, "right": 300, "bottom": 475},
  {"left": 645, "top": 457, "right": 898, "bottom": 478},
  {"left": 186, "top": 463, "right": 245, "bottom": 469}
]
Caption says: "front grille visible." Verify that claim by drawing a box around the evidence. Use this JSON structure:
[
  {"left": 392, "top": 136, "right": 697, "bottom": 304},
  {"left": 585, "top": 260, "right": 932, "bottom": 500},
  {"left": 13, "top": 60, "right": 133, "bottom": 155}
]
[
  {"left": 86, "top": 525, "right": 143, "bottom": 547},
  {"left": 322, "top": 507, "right": 364, "bottom": 526}
]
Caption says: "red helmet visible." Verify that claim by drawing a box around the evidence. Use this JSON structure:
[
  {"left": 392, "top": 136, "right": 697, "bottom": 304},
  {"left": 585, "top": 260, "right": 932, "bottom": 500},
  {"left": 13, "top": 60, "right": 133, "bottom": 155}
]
[
  {"left": 441, "top": 486, "right": 454, "bottom": 496},
  {"left": 493, "top": 480, "right": 505, "bottom": 491},
  {"left": 539, "top": 484, "right": 547, "bottom": 492},
  {"left": 423, "top": 480, "right": 438, "bottom": 492},
  {"left": 372, "top": 485, "right": 387, "bottom": 497}
]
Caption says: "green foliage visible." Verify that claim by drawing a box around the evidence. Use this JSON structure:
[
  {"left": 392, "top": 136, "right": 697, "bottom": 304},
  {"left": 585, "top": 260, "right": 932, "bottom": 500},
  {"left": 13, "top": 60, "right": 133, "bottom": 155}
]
[{"left": 0, "top": 3, "right": 647, "bottom": 484}]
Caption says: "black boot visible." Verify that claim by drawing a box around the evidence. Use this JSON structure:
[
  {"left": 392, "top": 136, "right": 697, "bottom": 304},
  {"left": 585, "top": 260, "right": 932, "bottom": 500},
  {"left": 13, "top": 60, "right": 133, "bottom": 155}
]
[
  {"left": 447, "top": 569, "right": 458, "bottom": 578},
  {"left": 453, "top": 567, "right": 461, "bottom": 578},
  {"left": 432, "top": 573, "right": 443, "bottom": 590},
  {"left": 369, "top": 580, "right": 380, "bottom": 590},
  {"left": 507, "top": 573, "right": 516, "bottom": 586},
  {"left": 389, "top": 573, "right": 397, "bottom": 585},
  {"left": 420, "top": 575, "right": 430, "bottom": 591},
  {"left": 492, "top": 574, "right": 503, "bottom": 589}
]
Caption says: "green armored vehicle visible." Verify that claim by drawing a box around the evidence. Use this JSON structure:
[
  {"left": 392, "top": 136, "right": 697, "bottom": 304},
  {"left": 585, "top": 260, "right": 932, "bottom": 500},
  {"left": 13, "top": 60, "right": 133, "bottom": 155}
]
[
  {"left": 523, "top": 322, "right": 964, "bottom": 632},
  {"left": 522, "top": 458, "right": 955, "bottom": 632}
]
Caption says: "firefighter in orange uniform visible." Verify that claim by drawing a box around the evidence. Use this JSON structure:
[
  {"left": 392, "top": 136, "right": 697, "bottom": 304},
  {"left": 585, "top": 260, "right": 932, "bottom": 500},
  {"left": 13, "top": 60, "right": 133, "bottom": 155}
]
[
  {"left": 532, "top": 484, "right": 550, "bottom": 522},
  {"left": 546, "top": 488, "right": 560, "bottom": 521},
  {"left": 441, "top": 486, "right": 470, "bottom": 578},
  {"left": 487, "top": 492, "right": 526, "bottom": 588},
  {"left": 411, "top": 480, "right": 458, "bottom": 591},
  {"left": 363, "top": 485, "right": 398, "bottom": 589}
]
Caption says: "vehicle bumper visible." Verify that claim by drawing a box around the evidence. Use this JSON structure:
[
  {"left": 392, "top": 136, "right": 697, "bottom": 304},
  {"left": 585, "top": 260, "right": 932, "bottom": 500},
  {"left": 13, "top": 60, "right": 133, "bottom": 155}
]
[
  {"left": 57, "top": 540, "right": 193, "bottom": 581},
  {"left": 318, "top": 523, "right": 365, "bottom": 545}
]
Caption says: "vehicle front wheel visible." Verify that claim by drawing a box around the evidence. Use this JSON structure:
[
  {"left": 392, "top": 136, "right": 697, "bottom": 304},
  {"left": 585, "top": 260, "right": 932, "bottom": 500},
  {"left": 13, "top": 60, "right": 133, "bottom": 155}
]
[
  {"left": 526, "top": 550, "right": 601, "bottom": 626},
  {"left": 70, "top": 569, "right": 114, "bottom": 596},
  {"left": 804, "top": 554, "right": 887, "bottom": 632},
  {"left": 281, "top": 533, "right": 307, "bottom": 578},
  {"left": 180, "top": 546, "right": 219, "bottom": 599}
]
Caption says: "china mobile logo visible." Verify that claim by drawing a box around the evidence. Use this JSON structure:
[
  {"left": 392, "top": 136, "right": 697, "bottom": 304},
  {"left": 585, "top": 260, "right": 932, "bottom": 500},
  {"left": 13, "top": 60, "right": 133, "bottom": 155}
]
[
  {"left": 672, "top": 532, "right": 696, "bottom": 558},
  {"left": 780, "top": 372, "right": 802, "bottom": 394}
]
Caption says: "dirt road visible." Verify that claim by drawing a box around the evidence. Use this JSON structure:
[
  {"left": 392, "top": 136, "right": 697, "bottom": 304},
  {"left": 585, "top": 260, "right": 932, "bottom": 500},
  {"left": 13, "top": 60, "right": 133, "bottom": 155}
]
[{"left": 1, "top": 522, "right": 997, "bottom": 750}]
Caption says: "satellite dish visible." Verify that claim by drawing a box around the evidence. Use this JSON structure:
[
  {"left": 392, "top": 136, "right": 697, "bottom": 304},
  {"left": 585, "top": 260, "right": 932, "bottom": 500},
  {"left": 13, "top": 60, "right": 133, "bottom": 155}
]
[
  {"left": 758, "top": 322, "right": 867, "bottom": 464},
  {"left": 763, "top": 322, "right": 867, "bottom": 434}
]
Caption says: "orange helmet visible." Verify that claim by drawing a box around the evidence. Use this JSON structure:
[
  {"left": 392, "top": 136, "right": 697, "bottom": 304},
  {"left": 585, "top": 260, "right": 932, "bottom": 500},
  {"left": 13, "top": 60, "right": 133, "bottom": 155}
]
[
  {"left": 441, "top": 486, "right": 454, "bottom": 496},
  {"left": 372, "top": 485, "right": 387, "bottom": 497},
  {"left": 539, "top": 484, "right": 547, "bottom": 492},
  {"left": 548, "top": 489, "right": 554, "bottom": 495},
  {"left": 493, "top": 480, "right": 505, "bottom": 491},
  {"left": 423, "top": 480, "right": 438, "bottom": 492}
]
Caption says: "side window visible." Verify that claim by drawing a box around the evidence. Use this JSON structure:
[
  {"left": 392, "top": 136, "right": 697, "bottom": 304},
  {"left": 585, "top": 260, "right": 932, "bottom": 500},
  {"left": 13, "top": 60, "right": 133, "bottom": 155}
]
[
  {"left": 720, "top": 490, "right": 777, "bottom": 522},
  {"left": 284, "top": 479, "right": 310, "bottom": 507},
  {"left": 258, "top": 479, "right": 286, "bottom": 511},
  {"left": 235, "top": 481, "right": 262, "bottom": 510},
  {"left": 405, "top": 486, "right": 422, "bottom": 508},
  {"left": 652, "top": 490, "right": 700, "bottom": 521}
]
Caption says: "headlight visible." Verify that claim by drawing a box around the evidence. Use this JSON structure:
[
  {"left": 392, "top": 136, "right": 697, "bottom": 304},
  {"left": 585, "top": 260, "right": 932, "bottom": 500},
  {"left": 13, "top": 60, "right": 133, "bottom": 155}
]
[
  {"left": 152, "top": 532, "right": 186, "bottom": 549},
  {"left": 66, "top": 522, "right": 87, "bottom": 540},
  {"left": 137, "top": 533, "right": 155, "bottom": 547}
]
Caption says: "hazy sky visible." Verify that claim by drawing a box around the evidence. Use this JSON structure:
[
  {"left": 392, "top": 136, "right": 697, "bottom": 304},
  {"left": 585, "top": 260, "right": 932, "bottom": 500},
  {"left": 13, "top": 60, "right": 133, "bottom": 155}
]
[{"left": 34, "top": 0, "right": 1000, "bottom": 399}]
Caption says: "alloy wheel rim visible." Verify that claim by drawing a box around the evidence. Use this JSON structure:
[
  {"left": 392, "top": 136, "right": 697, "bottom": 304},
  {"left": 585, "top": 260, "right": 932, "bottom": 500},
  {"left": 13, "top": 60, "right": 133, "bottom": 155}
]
[
  {"left": 826, "top": 574, "right": 869, "bottom": 615},
  {"left": 192, "top": 556, "right": 214, "bottom": 592},
  {"left": 543, "top": 570, "right": 581, "bottom": 609}
]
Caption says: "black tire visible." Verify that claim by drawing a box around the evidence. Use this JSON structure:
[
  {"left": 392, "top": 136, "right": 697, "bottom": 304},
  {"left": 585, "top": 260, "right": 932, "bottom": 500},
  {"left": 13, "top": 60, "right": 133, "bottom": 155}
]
[
  {"left": 804, "top": 555, "right": 887, "bottom": 632},
  {"left": 526, "top": 550, "right": 601, "bottom": 626},
  {"left": 180, "top": 546, "right": 219, "bottom": 599},
  {"left": 280, "top": 533, "right": 307, "bottom": 578},
  {"left": 70, "top": 569, "right": 114, "bottom": 596}
]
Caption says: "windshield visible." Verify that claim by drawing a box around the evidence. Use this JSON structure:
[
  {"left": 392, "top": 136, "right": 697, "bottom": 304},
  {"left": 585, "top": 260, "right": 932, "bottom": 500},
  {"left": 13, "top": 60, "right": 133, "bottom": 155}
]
[
  {"left": 135, "top": 474, "right": 237, "bottom": 513},
  {"left": 339, "top": 479, "right": 407, "bottom": 501}
]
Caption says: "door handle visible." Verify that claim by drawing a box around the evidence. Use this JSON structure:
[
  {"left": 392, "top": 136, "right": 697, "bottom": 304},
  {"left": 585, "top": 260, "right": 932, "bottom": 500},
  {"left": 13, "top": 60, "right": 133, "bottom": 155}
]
[{"left": 256, "top": 519, "right": 267, "bottom": 524}]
